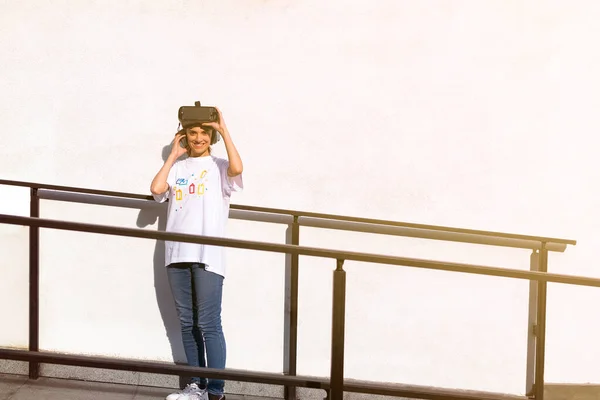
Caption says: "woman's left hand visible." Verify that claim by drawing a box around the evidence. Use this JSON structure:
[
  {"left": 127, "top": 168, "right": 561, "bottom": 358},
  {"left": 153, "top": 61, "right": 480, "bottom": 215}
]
[{"left": 202, "top": 107, "right": 228, "bottom": 134}]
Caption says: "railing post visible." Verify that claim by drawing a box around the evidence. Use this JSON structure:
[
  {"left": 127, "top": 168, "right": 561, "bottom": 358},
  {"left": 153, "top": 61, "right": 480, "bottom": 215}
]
[
  {"left": 284, "top": 216, "right": 300, "bottom": 400},
  {"left": 29, "top": 187, "right": 40, "bottom": 379},
  {"left": 329, "top": 259, "right": 346, "bottom": 400},
  {"left": 526, "top": 250, "right": 539, "bottom": 396},
  {"left": 534, "top": 245, "right": 549, "bottom": 400}
]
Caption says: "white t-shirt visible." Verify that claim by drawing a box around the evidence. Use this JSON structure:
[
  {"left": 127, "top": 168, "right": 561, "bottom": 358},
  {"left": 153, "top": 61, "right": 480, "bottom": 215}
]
[{"left": 152, "top": 155, "right": 243, "bottom": 277}]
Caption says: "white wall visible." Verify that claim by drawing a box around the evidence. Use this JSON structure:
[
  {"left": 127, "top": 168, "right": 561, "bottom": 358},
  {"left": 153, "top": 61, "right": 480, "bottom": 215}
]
[{"left": 1, "top": 0, "right": 600, "bottom": 395}]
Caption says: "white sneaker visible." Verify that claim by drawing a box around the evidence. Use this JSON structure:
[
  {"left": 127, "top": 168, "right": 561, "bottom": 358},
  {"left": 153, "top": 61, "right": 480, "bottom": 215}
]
[
  {"left": 166, "top": 383, "right": 207, "bottom": 400},
  {"left": 187, "top": 391, "right": 209, "bottom": 400}
]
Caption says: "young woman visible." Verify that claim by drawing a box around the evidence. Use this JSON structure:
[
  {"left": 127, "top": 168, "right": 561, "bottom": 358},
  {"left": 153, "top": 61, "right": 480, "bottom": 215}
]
[{"left": 150, "top": 107, "right": 243, "bottom": 400}]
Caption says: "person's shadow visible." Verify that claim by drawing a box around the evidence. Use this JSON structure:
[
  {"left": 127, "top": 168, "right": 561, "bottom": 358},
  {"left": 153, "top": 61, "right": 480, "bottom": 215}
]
[{"left": 136, "top": 143, "right": 189, "bottom": 388}]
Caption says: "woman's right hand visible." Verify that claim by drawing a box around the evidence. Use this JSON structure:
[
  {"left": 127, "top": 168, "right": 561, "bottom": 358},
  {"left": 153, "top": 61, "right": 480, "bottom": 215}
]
[{"left": 170, "top": 130, "right": 188, "bottom": 159}]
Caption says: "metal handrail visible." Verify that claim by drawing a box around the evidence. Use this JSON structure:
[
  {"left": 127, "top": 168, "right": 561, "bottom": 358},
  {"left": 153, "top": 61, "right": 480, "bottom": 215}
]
[
  {"left": 0, "top": 214, "right": 594, "bottom": 287},
  {"left": 0, "top": 178, "right": 576, "bottom": 249},
  {"left": 1, "top": 212, "right": 596, "bottom": 400},
  {"left": 33, "top": 187, "right": 568, "bottom": 252},
  {"left": 36, "top": 187, "right": 568, "bottom": 252},
  {"left": 0, "top": 178, "right": 584, "bottom": 400},
  {"left": 0, "top": 348, "right": 527, "bottom": 400}
]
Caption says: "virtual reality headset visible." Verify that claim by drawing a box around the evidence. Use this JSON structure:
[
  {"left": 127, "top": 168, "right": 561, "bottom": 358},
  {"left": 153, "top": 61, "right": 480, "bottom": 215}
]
[{"left": 178, "top": 101, "right": 220, "bottom": 145}]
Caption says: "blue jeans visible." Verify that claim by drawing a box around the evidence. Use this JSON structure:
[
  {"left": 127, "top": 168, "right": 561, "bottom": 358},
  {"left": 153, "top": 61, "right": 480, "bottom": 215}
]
[{"left": 166, "top": 263, "right": 226, "bottom": 395}]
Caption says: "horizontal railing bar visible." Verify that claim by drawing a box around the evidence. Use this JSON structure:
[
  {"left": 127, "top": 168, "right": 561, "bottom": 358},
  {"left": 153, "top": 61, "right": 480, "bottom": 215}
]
[
  {"left": 236, "top": 204, "right": 576, "bottom": 246},
  {"left": 0, "top": 214, "right": 598, "bottom": 288},
  {"left": 343, "top": 380, "right": 527, "bottom": 400},
  {"left": 0, "top": 348, "right": 528, "bottom": 400},
  {"left": 37, "top": 189, "right": 294, "bottom": 225},
  {"left": 299, "top": 216, "right": 567, "bottom": 253},
  {"left": 37, "top": 189, "right": 160, "bottom": 210},
  {"left": 0, "top": 178, "right": 576, "bottom": 246},
  {"left": 0, "top": 348, "right": 327, "bottom": 389},
  {"left": 229, "top": 209, "right": 294, "bottom": 225},
  {"left": 0, "top": 179, "right": 152, "bottom": 201},
  {"left": 36, "top": 189, "right": 566, "bottom": 252}
]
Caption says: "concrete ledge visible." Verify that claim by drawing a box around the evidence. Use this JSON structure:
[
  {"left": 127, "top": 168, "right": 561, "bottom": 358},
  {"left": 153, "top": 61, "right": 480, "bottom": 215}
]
[
  {"left": 42, "top": 364, "right": 289, "bottom": 399},
  {"left": 0, "top": 373, "right": 271, "bottom": 400},
  {"left": 6, "top": 359, "right": 557, "bottom": 400},
  {"left": 0, "top": 360, "right": 27, "bottom": 376},
  {"left": 545, "top": 383, "right": 600, "bottom": 400},
  {"left": 0, "top": 371, "right": 415, "bottom": 400},
  {"left": 0, "top": 363, "right": 408, "bottom": 400},
  {"left": 0, "top": 360, "right": 300, "bottom": 399}
]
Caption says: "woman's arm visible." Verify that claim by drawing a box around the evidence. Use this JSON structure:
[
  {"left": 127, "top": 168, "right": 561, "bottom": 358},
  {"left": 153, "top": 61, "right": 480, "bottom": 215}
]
[
  {"left": 150, "top": 132, "right": 186, "bottom": 194},
  {"left": 220, "top": 127, "right": 243, "bottom": 177},
  {"left": 203, "top": 108, "right": 243, "bottom": 177}
]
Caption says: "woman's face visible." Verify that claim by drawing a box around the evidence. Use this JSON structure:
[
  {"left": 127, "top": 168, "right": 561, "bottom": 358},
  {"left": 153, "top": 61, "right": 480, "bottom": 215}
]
[{"left": 186, "top": 126, "right": 212, "bottom": 157}]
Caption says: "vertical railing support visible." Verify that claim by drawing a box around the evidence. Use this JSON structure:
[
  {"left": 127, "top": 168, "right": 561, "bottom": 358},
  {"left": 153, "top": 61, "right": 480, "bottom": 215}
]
[
  {"left": 329, "top": 259, "right": 346, "bottom": 400},
  {"left": 29, "top": 187, "right": 40, "bottom": 379},
  {"left": 526, "top": 249, "right": 539, "bottom": 396},
  {"left": 284, "top": 216, "right": 300, "bottom": 400},
  {"left": 534, "top": 245, "right": 549, "bottom": 400}
]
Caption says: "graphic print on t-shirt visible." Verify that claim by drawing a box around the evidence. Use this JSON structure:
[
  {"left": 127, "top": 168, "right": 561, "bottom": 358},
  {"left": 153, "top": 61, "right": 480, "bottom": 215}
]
[
  {"left": 172, "top": 169, "right": 209, "bottom": 211},
  {"left": 151, "top": 156, "right": 244, "bottom": 276}
]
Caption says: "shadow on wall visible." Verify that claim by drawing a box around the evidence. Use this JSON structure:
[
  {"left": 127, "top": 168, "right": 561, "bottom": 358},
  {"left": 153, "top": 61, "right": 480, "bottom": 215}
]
[{"left": 136, "top": 142, "right": 189, "bottom": 386}]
